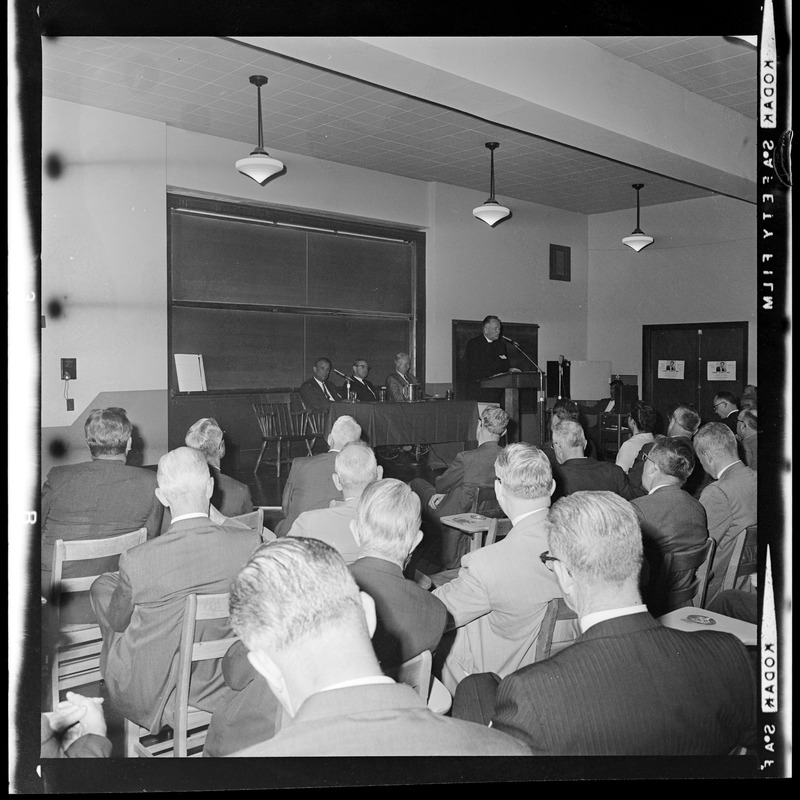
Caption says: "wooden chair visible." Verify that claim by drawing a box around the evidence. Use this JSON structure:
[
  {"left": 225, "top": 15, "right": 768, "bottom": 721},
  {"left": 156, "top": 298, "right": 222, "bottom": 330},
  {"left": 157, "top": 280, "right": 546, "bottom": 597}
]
[
  {"left": 295, "top": 391, "right": 328, "bottom": 438},
  {"left": 650, "top": 537, "right": 716, "bottom": 616},
  {"left": 692, "top": 536, "right": 718, "bottom": 609},
  {"left": 534, "top": 597, "right": 580, "bottom": 662},
  {"left": 230, "top": 508, "right": 264, "bottom": 539},
  {"left": 484, "top": 517, "right": 513, "bottom": 547},
  {"left": 47, "top": 528, "right": 148, "bottom": 711},
  {"left": 721, "top": 525, "right": 757, "bottom": 593},
  {"left": 252, "top": 392, "right": 317, "bottom": 477},
  {"left": 439, "top": 486, "right": 507, "bottom": 555},
  {"left": 124, "top": 592, "right": 239, "bottom": 757},
  {"left": 385, "top": 650, "right": 452, "bottom": 714}
]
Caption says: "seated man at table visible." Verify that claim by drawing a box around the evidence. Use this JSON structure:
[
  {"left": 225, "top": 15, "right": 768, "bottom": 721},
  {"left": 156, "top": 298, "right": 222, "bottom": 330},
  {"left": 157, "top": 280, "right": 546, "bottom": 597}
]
[
  {"left": 432, "top": 443, "right": 563, "bottom": 695},
  {"left": 299, "top": 357, "right": 342, "bottom": 411},
  {"left": 385, "top": 352, "right": 419, "bottom": 402},
  {"left": 226, "top": 537, "right": 531, "bottom": 756},
  {"left": 348, "top": 358, "right": 379, "bottom": 401},
  {"left": 551, "top": 420, "right": 635, "bottom": 501},
  {"left": 41, "top": 407, "right": 164, "bottom": 624},
  {"left": 274, "top": 415, "right": 362, "bottom": 537},
  {"left": 350, "top": 479, "right": 447, "bottom": 669},
  {"left": 452, "top": 491, "right": 757, "bottom": 755},
  {"left": 90, "top": 447, "right": 260, "bottom": 734},
  {"left": 408, "top": 406, "right": 509, "bottom": 571},
  {"left": 184, "top": 417, "right": 253, "bottom": 517},
  {"left": 286, "top": 441, "right": 381, "bottom": 564}
]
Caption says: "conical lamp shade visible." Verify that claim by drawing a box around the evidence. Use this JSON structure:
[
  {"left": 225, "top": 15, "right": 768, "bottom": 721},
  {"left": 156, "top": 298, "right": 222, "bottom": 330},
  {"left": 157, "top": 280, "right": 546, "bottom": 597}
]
[
  {"left": 622, "top": 232, "right": 654, "bottom": 252},
  {"left": 235, "top": 152, "right": 284, "bottom": 185},
  {"left": 473, "top": 201, "right": 511, "bottom": 227}
]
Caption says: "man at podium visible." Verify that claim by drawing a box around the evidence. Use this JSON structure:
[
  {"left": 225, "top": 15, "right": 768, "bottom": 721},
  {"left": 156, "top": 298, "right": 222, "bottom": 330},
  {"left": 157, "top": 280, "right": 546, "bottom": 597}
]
[{"left": 465, "top": 315, "right": 513, "bottom": 403}]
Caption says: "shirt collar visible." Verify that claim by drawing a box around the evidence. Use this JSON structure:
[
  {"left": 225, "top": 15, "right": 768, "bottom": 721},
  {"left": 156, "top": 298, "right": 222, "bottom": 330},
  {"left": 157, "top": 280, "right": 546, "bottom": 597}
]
[
  {"left": 581, "top": 604, "right": 648, "bottom": 633},
  {"left": 647, "top": 482, "right": 674, "bottom": 495},
  {"left": 717, "top": 460, "right": 742, "bottom": 479},
  {"left": 170, "top": 512, "right": 209, "bottom": 523},
  {"left": 318, "top": 675, "right": 395, "bottom": 693},
  {"left": 511, "top": 507, "right": 548, "bottom": 526}
]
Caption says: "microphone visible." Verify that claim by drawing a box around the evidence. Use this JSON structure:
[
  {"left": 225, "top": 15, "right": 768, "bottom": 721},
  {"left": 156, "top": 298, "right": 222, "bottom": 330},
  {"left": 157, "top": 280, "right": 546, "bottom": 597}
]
[
  {"left": 333, "top": 368, "right": 350, "bottom": 381},
  {"left": 502, "top": 335, "right": 521, "bottom": 347}
]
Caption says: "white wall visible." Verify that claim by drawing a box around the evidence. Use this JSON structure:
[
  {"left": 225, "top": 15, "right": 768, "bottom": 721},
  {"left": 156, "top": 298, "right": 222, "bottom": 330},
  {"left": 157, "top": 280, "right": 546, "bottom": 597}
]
[{"left": 587, "top": 194, "right": 757, "bottom": 383}]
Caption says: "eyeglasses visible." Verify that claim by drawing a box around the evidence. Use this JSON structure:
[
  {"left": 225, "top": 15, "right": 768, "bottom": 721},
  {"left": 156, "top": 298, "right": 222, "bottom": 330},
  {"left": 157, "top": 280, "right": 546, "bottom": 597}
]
[
  {"left": 494, "top": 475, "right": 502, "bottom": 484},
  {"left": 642, "top": 451, "right": 652, "bottom": 463},
  {"left": 713, "top": 401, "right": 725, "bottom": 410},
  {"left": 539, "top": 551, "right": 560, "bottom": 571}
]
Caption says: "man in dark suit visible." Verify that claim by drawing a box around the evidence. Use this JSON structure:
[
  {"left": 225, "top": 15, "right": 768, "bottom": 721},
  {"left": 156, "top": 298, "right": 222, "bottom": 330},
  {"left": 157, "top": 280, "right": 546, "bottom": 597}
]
[
  {"left": 631, "top": 436, "right": 708, "bottom": 616},
  {"left": 349, "top": 479, "right": 447, "bottom": 668},
  {"left": 41, "top": 407, "right": 164, "bottom": 624},
  {"left": 712, "top": 391, "right": 740, "bottom": 434},
  {"left": 464, "top": 315, "right": 513, "bottom": 403},
  {"left": 90, "top": 447, "right": 260, "bottom": 734},
  {"left": 273, "top": 415, "right": 362, "bottom": 537},
  {"left": 551, "top": 419, "right": 635, "bottom": 501},
  {"left": 298, "top": 357, "right": 342, "bottom": 411},
  {"left": 184, "top": 417, "right": 253, "bottom": 517},
  {"left": 409, "top": 406, "right": 509, "bottom": 570},
  {"left": 452, "top": 491, "right": 757, "bottom": 755},
  {"left": 226, "top": 537, "right": 530, "bottom": 756},
  {"left": 347, "top": 358, "right": 379, "bottom": 401}
]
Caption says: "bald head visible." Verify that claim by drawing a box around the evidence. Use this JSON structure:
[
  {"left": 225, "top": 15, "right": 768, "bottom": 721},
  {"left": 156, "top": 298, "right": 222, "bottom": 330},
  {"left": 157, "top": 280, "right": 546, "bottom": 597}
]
[{"left": 156, "top": 446, "right": 213, "bottom": 513}]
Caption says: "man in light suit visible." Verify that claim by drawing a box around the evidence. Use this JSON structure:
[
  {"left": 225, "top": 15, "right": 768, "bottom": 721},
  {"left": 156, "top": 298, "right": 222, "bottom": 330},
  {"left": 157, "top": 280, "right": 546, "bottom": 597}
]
[
  {"left": 453, "top": 491, "right": 757, "bottom": 755},
  {"left": 185, "top": 417, "right": 253, "bottom": 517},
  {"left": 274, "top": 415, "right": 362, "bottom": 537},
  {"left": 286, "top": 441, "right": 381, "bottom": 564},
  {"left": 41, "top": 407, "right": 164, "bottom": 624},
  {"left": 226, "top": 537, "right": 530, "bottom": 756},
  {"left": 432, "top": 443, "right": 563, "bottom": 695},
  {"left": 631, "top": 436, "right": 708, "bottom": 616},
  {"left": 409, "top": 406, "right": 509, "bottom": 570},
  {"left": 347, "top": 358, "right": 379, "bottom": 401},
  {"left": 693, "top": 422, "right": 757, "bottom": 606},
  {"left": 298, "top": 357, "right": 342, "bottom": 411},
  {"left": 551, "top": 419, "right": 635, "bottom": 501},
  {"left": 90, "top": 447, "right": 260, "bottom": 733},
  {"left": 349, "top": 478, "right": 447, "bottom": 668},
  {"left": 384, "top": 352, "right": 419, "bottom": 402}
]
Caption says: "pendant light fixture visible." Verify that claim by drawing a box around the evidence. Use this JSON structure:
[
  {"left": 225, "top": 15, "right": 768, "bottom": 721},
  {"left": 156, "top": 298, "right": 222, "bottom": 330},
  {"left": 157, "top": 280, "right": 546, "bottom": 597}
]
[
  {"left": 235, "top": 75, "right": 284, "bottom": 185},
  {"left": 473, "top": 142, "right": 511, "bottom": 227},
  {"left": 622, "top": 183, "right": 654, "bottom": 252}
]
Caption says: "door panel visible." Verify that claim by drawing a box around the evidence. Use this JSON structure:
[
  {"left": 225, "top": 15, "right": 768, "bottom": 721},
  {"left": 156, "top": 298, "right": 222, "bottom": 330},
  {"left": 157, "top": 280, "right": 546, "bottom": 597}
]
[{"left": 698, "top": 326, "right": 749, "bottom": 422}]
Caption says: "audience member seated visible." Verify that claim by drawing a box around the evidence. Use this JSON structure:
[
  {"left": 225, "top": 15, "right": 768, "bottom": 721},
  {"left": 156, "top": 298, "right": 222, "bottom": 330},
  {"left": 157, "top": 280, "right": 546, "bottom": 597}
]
[
  {"left": 739, "top": 384, "right": 757, "bottom": 411},
  {"left": 737, "top": 408, "right": 758, "bottom": 471},
  {"left": 541, "top": 399, "right": 597, "bottom": 468},
  {"left": 350, "top": 479, "right": 448, "bottom": 669},
  {"left": 347, "top": 358, "right": 379, "bottom": 401},
  {"left": 432, "top": 443, "right": 563, "bottom": 695},
  {"left": 408, "top": 406, "right": 509, "bottom": 571},
  {"left": 693, "top": 423, "right": 757, "bottom": 607},
  {"left": 615, "top": 401, "right": 656, "bottom": 473},
  {"left": 90, "top": 447, "right": 260, "bottom": 734},
  {"left": 226, "top": 537, "right": 531, "bottom": 756},
  {"left": 274, "top": 415, "right": 362, "bottom": 537},
  {"left": 452, "top": 491, "right": 757, "bottom": 755},
  {"left": 185, "top": 417, "right": 253, "bottom": 516},
  {"left": 385, "top": 352, "right": 419, "bottom": 402},
  {"left": 707, "top": 589, "right": 758, "bottom": 624},
  {"left": 41, "top": 692, "right": 111, "bottom": 759},
  {"left": 713, "top": 391, "right": 740, "bottom": 435},
  {"left": 631, "top": 437, "right": 708, "bottom": 616},
  {"left": 551, "top": 420, "right": 635, "bottom": 501},
  {"left": 286, "top": 441, "right": 381, "bottom": 564},
  {"left": 299, "top": 356, "right": 342, "bottom": 411},
  {"left": 41, "top": 407, "right": 164, "bottom": 625}
]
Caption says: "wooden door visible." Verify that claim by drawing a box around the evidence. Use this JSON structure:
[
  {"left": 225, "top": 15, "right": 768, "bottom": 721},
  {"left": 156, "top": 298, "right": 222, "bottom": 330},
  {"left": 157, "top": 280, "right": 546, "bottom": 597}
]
[{"left": 642, "top": 322, "right": 748, "bottom": 428}]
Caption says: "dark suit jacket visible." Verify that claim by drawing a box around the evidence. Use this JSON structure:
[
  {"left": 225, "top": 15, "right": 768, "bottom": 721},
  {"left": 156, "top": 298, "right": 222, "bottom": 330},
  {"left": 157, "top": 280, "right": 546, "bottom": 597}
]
[
  {"left": 210, "top": 466, "right": 253, "bottom": 517},
  {"left": 349, "top": 557, "right": 448, "bottom": 668},
  {"left": 41, "top": 458, "right": 163, "bottom": 624},
  {"left": 229, "top": 683, "right": 531, "bottom": 756},
  {"left": 92, "top": 517, "right": 260, "bottom": 732},
  {"left": 274, "top": 451, "right": 342, "bottom": 537},
  {"left": 299, "top": 377, "right": 342, "bottom": 411},
  {"left": 464, "top": 335, "right": 509, "bottom": 402},
  {"left": 553, "top": 457, "right": 635, "bottom": 501},
  {"left": 203, "top": 640, "right": 281, "bottom": 757},
  {"left": 488, "top": 612, "right": 757, "bottom": 755},
  {"left": 348, "top": 376, "right": 379, "bottom": 401}
]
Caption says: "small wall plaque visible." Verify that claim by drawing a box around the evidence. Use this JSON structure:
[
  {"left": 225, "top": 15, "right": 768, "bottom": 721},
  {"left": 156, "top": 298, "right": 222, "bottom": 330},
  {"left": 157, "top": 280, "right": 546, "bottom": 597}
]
[{"left": 549, "top": 244, "right": 571, "bottom": 282}]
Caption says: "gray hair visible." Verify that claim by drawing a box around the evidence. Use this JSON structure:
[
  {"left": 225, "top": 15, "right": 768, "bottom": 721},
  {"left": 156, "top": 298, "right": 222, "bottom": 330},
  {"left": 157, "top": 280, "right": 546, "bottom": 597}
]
[
  {"left": 648, "top": 436, "right": 695, "bottom": 484},
  {"left": 393, "top": 352, "right": 411, "bottom": 368},
  {"left": 84, "top": 407, "right": 132, "bottom": 456},
  {"left": 481, "top": 406, "right": 510, "bottom": 436},
  {"left": 494, "top": 442, "right": 553, "bottom": 500},
  {"left": 328, "top": 415, "right": 362, "bottom": 450},
  {"left": 693, "top": 422, "right": 739, "bottom": 461},
  {"left": 230, "top": 537, "right": 366, "bottom": 653},
  {"left": 334, "top": 442, "right": 378, "bottom": 489},
  {"left": 184, "top": 417, "right": 223, "bottom": 461},
  {"left": 552, "top": 419, "right": 586, "bottom": 450},
  {"left": 156, "top": 446, "right": 210, "bottom": 501},
  {"left": 547, "top": 491, "right": 643, "bottom": 586},
  {"left": 353, "top": 479, "right": 421, "bottom": 564},
  {"left": 670, "top": 405, "right": 701, "bottom": 434}
]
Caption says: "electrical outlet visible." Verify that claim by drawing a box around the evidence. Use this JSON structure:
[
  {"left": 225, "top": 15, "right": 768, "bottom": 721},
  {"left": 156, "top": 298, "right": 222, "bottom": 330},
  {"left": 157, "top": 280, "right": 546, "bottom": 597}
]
[
  {"left": 66, "top": 399, "right": 74, "bottom": 411},
  {"left": 61, "top": 358, "right": 77, "bottom": 381}
]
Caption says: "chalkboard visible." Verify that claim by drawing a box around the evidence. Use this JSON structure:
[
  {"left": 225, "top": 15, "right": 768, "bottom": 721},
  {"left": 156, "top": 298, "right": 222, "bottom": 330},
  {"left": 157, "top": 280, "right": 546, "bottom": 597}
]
[{"left": 452, "top": 319, "right": 540, "bottom": 412}]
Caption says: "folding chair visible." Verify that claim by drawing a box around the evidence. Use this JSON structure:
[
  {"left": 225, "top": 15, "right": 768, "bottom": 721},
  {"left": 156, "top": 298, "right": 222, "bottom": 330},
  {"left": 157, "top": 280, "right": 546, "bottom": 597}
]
[
  {"left": 386, "top": 650, "right": 452, "bottom": 715},
  {"left": 534, "top": 597, "right": 579, "bottom": 662},
  {"left": 721, "top": 525, "right": 757, "bottom": 593}
]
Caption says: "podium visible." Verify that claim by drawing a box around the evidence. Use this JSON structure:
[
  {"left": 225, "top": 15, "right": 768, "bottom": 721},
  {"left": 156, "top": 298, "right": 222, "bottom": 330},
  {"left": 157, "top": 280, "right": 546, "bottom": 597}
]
[{"left": 481, "top": 371, "right": 544, "bottom": 443}]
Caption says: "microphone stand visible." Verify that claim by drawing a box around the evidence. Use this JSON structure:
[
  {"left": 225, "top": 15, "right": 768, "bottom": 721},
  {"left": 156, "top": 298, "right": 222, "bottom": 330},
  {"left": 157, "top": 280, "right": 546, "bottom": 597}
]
[{"left": 504, "top": 339, "right": 547, "bottom": 447}]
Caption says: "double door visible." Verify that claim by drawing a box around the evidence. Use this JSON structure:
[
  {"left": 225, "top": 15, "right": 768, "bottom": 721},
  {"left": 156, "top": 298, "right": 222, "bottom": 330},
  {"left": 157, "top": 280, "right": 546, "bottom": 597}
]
[{"left": 642, "top": 322, "right": 748, "bottom": 429}]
